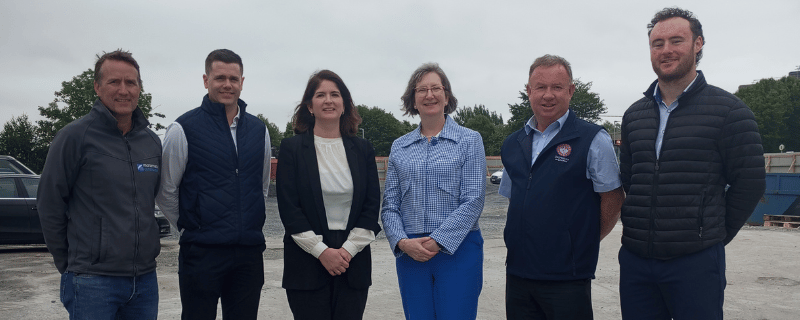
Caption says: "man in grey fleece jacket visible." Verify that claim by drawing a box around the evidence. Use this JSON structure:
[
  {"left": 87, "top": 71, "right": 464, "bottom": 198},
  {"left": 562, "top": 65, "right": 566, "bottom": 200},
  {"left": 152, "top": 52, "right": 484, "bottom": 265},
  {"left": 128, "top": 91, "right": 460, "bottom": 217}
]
[{"left": 38, "top": 50, "right": 163, "bottom": 320}]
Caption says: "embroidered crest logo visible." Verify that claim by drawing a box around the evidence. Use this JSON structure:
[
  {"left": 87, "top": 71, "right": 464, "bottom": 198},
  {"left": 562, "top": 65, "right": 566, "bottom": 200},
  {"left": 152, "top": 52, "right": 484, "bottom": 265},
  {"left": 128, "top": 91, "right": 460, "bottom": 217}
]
[{"left": 556, "top": 144, "right": 572, "bottom": 157}]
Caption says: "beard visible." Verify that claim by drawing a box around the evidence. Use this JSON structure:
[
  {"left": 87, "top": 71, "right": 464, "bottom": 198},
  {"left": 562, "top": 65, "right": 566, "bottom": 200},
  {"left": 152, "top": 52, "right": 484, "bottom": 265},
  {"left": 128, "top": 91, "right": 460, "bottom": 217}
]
[{"left": 652, "top": 44, "right": 696, "bottom": 83}]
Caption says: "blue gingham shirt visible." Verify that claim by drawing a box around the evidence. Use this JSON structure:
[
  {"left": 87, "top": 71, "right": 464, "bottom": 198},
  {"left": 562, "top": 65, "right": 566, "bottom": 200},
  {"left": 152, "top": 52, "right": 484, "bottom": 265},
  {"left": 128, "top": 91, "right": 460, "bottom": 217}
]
[{"left": 381, "top": 115, "right": 486, "bottom": 257}]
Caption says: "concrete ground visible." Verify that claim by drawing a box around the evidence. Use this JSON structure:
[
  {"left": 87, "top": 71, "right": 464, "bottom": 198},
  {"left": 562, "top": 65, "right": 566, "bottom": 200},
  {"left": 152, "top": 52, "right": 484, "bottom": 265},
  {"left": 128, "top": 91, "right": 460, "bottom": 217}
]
[{"left": 1, "top": 181, "right": 799, "bottom": 319}]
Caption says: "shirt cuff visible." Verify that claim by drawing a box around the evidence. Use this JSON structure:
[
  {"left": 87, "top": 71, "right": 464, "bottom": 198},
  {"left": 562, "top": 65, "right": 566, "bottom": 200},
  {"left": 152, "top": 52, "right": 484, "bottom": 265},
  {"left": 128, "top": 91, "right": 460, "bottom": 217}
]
[
  {"left": 343, "top": 228, "right": 376, "bottom": 258},
  {"left": 341, "top": 241, "right": 359, "bottom": 258},
  {"left": 290, "top": 231, "right": 328, "bottom": 258}
]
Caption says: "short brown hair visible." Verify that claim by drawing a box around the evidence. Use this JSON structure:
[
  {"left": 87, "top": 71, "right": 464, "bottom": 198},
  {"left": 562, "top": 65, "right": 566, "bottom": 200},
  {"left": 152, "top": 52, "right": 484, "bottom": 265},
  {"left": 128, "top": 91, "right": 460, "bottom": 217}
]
[
  {"left": 528, "top": 54, "right": 573, "bottom": 82},
  {"left": 400, "top": 63, "right": 458, "bottom": 116},
  {"left": 95, "top": 49, "right": 142, "bottom": 89},
  {"left": 292, "top": 70, "right": 362, "bottom": 137}
]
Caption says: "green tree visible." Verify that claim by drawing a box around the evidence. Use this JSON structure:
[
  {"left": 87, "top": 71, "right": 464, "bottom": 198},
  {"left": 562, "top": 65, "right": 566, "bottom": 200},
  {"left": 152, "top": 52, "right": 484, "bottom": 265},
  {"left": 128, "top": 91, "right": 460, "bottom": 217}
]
[
  {"left": 37, "top": 69, "right": 164, "bottom": 144},
  {"left": 505, "top": 79, "right": 606, "bottom": 134},
  {"left": 356, "top": 105, "right": 409, "bottom": 156},
  {"left": 255, "top": 114, "right": 284, "bottom": 153},
  {"left": 454, "top": 104, "right": 505, "bottom": 156},
  {"left": 735, "top": 76, "right": 800, "bottom": 153},
  {"left": 570, "top": 80, "right": 607, "bottom": 123},
  {"left": 505, "top": 90, "right": 532, "bottom": 137},
  {"left": 283, "top": 121, "right": 295, "bottom": 140},
  {"left": 0, "top": 114, "right": 48, "bottom": 173}
]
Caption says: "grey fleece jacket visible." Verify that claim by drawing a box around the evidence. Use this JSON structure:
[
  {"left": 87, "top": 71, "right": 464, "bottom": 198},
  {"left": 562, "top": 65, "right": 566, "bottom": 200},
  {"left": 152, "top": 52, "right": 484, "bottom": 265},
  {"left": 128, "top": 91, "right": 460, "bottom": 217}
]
[{"left": 38, "top": 100, "right": 162, "bottom": 276}]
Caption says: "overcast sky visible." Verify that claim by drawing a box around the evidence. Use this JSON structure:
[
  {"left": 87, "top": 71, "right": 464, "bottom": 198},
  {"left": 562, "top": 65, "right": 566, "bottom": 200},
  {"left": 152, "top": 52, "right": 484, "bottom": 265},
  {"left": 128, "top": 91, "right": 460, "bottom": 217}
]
[{"left": 1, "top": 0, "right": 798, "bottom": 136}]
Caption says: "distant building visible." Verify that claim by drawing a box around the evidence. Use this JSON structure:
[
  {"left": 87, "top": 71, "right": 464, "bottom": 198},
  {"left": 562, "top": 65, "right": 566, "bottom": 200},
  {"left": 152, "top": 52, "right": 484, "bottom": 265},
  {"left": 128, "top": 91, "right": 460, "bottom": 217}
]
[{"left": 739, "top": 70, "right": 800, "bottom": 92}]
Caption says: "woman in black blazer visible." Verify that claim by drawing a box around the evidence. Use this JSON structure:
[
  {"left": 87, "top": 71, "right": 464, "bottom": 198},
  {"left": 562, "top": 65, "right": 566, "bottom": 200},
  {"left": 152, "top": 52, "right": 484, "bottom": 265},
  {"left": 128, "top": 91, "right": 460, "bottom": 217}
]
[{"left": 277, "top": 70, "right": 381, "bottom": 320}]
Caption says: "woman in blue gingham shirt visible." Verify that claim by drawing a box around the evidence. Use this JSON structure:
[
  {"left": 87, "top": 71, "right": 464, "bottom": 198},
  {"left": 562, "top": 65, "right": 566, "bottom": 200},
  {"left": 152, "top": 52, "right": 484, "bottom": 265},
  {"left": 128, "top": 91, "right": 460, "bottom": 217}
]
[{"left": 381, "top": 63, "right": 486, "bottom": 320}]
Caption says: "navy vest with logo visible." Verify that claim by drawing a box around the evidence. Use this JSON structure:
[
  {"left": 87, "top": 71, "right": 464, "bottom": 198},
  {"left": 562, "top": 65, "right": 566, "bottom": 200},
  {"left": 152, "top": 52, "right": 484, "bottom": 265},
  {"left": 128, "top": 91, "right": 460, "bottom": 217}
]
[
  {"left": 176, "top": 95, "right": 266, "bottom": 246},
  {"left": 502, "top": 110, "right": 602, "bottom": 281}
]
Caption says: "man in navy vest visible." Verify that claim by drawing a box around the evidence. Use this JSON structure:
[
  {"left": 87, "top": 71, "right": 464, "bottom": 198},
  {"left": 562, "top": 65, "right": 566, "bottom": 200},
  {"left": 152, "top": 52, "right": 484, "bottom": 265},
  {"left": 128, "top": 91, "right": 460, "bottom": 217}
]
[
  {"left": 618, "top": 8, "right": 765, "bottom": 319},
  {"left": 499, "top": 54, "right": 625, "bottom": 319},
  {"left": 157, "top": 49, "right": 270, "bottom": 320}
]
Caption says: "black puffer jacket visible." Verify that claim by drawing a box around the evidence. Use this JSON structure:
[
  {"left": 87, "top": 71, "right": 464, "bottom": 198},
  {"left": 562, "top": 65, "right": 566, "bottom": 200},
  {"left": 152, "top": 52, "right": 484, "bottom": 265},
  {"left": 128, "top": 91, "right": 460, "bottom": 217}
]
[{"left": 619, "top": 71, "right": 766, "bottom": 260}]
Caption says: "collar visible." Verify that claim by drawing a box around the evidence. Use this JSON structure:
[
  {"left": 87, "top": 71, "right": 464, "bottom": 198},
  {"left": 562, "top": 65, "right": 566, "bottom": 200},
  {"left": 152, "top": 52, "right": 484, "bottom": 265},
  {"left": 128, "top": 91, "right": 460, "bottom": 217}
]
[
  {"left": 92, "top": 99, "right": 150, "bottom": 133},
  {"left": 401, "top": 114, "right": 460, "bottom": 147},
  {"left": 524, "top": 111, "right": 569, "bottom": 136},
  {"left": 230, "top": 106, "right": 241, "bottom": 129},
  {"left": 200, "top": 94, "right": 248, "bottom": 121},
  {"left": 653, "top": 72, "right": 699, "bottom": 105},
  {"left": 644, "top": 70, "right": 707, "bottom": 103}
]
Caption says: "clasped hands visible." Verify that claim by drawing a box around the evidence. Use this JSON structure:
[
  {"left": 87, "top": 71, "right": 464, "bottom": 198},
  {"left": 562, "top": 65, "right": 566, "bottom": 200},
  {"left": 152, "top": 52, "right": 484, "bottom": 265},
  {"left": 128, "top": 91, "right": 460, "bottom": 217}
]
[
  {"left": 398, "top": 236, "right": 440, "bottom": 262},
  {"left": 319, "top": 247, "right": 352, "bottom": 276}
]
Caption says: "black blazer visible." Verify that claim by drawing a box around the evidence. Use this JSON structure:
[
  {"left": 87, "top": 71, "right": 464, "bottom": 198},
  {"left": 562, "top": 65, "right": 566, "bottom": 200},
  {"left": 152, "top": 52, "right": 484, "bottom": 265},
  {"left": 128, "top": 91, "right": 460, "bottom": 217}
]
[{"left": 277, "top": 131, "right": 382, "bottom": 290}]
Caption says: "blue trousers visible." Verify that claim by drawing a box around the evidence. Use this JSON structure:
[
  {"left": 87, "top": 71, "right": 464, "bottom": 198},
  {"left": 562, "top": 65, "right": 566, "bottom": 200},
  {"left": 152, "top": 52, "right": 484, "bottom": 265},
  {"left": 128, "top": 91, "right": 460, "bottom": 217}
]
[
  {"left": 396, "top": 230, "right": 483, "bottom": 320},
  {"left": 619, "top": 243, "right": 726, "bottom": 320},
  {"left": 60, "top": 270, "right": 158, "bottom": 320}
]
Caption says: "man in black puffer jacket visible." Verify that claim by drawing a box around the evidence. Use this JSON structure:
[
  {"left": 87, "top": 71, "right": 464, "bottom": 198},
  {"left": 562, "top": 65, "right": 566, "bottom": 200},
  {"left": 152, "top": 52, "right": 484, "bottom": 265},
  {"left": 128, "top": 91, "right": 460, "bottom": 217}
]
[{"left": 618, "top": 7, "right": 766, "bottom": 320}]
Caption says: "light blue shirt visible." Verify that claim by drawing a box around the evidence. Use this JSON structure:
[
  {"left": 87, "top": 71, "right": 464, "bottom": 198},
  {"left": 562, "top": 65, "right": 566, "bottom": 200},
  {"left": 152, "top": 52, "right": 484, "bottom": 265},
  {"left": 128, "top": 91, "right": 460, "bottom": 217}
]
[
  {"left": 653, "top": 73, "right": 698, "bottom": 159},
  {"left": 381, "top": 115, "right": 486, "bottom": 257},
  {"left": 499, "top": 112, "right": 621, "bottom": 198}
]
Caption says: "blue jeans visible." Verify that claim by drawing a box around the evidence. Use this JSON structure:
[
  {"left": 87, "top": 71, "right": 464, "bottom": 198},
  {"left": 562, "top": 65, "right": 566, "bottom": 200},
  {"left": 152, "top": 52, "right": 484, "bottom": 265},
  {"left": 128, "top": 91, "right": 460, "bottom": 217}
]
[{"left": 61, "top": 271, "right": 159, "bottom": 320}]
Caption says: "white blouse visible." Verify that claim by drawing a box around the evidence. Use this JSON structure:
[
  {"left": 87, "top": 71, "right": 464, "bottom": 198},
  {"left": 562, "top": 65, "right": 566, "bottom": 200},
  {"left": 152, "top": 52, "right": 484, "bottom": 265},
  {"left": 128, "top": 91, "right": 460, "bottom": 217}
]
[{"left": 290, "top": 135, "right": 376, "bottom": 259}]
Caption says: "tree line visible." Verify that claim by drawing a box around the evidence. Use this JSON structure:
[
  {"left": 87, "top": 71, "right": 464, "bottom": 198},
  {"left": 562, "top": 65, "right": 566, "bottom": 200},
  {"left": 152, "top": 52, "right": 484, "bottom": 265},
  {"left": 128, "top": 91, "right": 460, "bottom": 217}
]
[{"left": 3, "top": 67, "right": 797, "bottom": 173}]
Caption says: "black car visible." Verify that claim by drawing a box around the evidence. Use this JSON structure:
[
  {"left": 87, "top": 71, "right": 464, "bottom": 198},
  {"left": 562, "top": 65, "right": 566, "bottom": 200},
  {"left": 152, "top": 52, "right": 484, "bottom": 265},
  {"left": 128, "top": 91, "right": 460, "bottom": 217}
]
[
  {"left": 0, "top": 155, "right": 36, "bottom": 174},
  {"left": 0, "top": 174, "right": 44, "bottom": 244},
  {"left": 0, "top": 174, "right": 171, "bottom": 245}
]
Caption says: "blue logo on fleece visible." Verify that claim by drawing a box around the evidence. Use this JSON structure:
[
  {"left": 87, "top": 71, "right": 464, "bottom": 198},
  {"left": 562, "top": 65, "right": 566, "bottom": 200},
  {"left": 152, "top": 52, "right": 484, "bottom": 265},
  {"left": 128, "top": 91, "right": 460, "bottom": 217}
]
[{"left": 137, "top": 163, "right": 159, "bottom": 173}]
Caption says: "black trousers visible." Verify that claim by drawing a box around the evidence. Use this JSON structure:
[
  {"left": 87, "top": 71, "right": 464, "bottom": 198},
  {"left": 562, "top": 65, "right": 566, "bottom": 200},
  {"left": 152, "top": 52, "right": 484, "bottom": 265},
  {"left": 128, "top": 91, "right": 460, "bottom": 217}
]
[
  {"left": 178, "top": 243, "right": 265, "bottom": 320},
  {"left": 285, "top": 230, "right": 369, "bottom": 320},
  {"left": 506, "top": 273, "right": 593, "bottom": 320}
]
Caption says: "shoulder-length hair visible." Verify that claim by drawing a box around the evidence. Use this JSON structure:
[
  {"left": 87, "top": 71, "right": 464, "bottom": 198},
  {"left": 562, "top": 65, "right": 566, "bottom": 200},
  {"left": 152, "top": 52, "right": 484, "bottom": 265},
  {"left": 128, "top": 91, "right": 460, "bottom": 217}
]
[
  {"left": 292, "top": 70, "right": 362, "bottom": 136},
  {"left": 400, "top": 63, "right": 458, "bottom": 116}
]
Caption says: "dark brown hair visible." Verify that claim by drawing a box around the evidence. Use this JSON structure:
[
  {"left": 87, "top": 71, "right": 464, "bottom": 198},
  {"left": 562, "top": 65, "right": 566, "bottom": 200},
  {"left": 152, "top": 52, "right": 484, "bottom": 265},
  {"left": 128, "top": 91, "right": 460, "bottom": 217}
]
[
  {"left": 205, "top": 49, "right": 243, "bottom": 75},
  {"left": 648, "top": 7, "right": 704, "bottom": 64},
  {"left": 94, "top": 49, "right": 142, "bottom": 88},
  {"left": 292, "top": 70, "right": 362, "bottom": 136}
]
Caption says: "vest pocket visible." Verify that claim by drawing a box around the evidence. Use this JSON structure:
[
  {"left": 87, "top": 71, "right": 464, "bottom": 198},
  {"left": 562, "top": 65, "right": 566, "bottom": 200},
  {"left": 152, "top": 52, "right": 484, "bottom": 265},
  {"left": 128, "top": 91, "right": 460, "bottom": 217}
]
[{"left": 91, "top": 216, "right": 103, "bottom": 265}]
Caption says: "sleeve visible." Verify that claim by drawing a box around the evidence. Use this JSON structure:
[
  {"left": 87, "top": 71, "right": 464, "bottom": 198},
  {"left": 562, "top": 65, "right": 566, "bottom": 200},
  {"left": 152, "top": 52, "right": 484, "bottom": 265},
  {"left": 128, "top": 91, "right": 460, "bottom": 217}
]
[
  {"left": 37, "top": 126, "right": 82, "bottom": 274},
  {"left": 341, "top": 227, "right": 377, "bottom": 258},
  {"left": 291, "top": 231, "right": 328, "bottom": 258},
  {"left": 276, "top": 137, "right": 315, "bottom": 235},
  {"left": 263, "top": 128, "right": 271, "bottom": 213},
  {"left": 720, "top": 102, "right": 766, "bottom": 244},
  {"left": 498, "top": 169, "right": 511, "bottom": 198},
  {"left": 380, "top": 142, "right": 409, "bottom": 257},
  {"left": 429, "top": 132, "right": 486, "bottom": 255},
  {"left": 155, "top": 122, "right": 187, "bottom": 229},
  {"left": 587, "top": 129, "right": 622, "bottom": 193}
]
